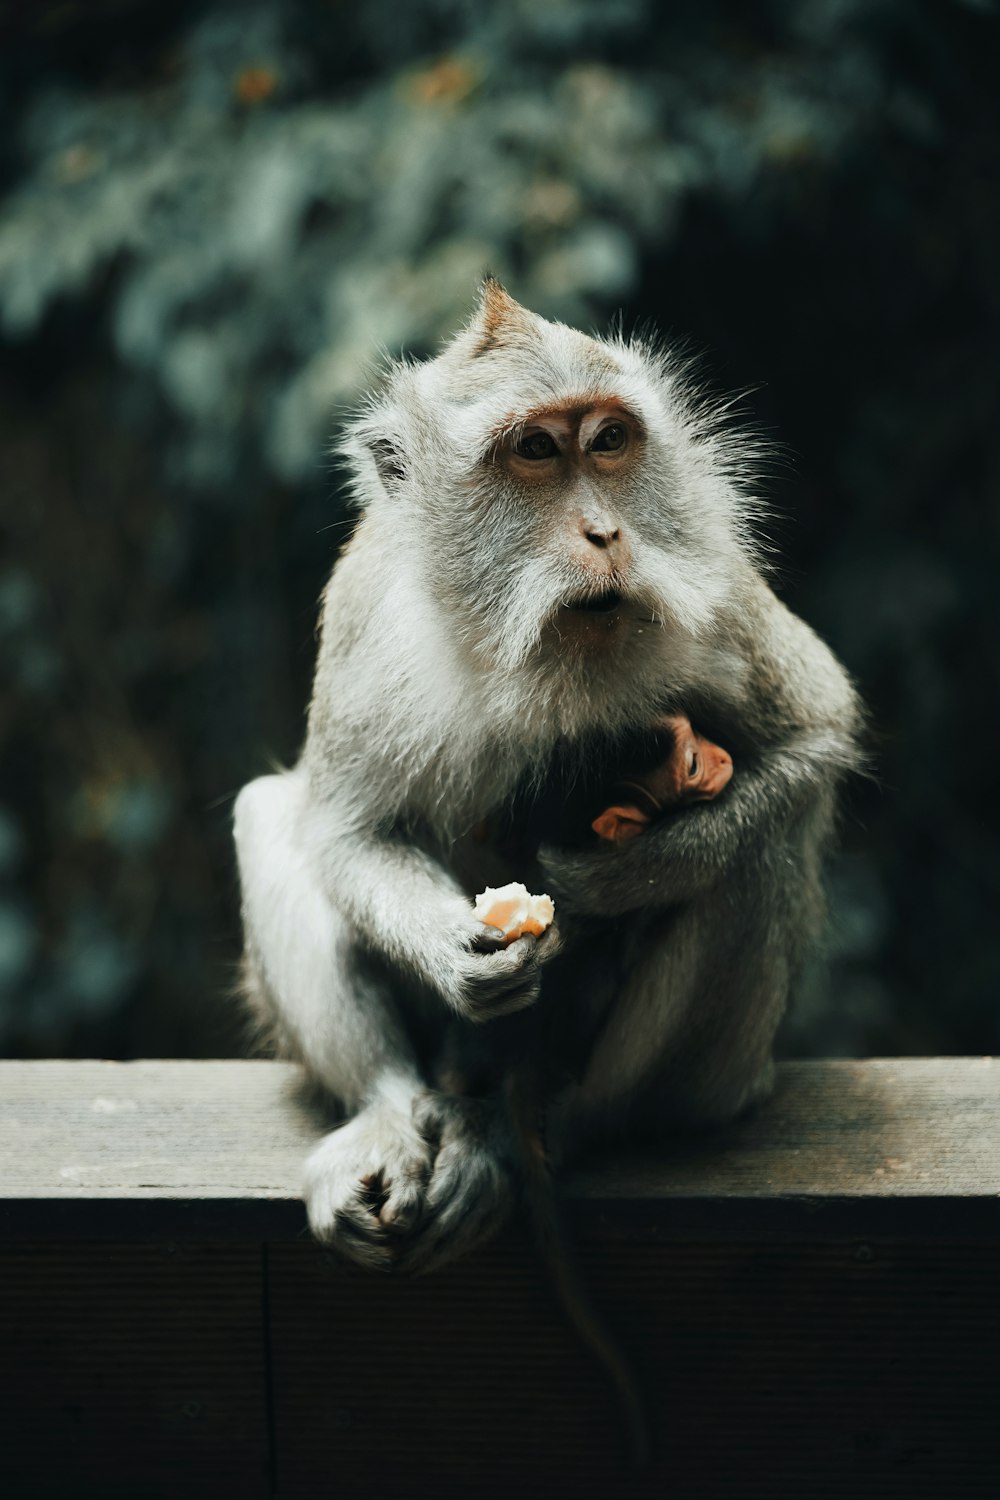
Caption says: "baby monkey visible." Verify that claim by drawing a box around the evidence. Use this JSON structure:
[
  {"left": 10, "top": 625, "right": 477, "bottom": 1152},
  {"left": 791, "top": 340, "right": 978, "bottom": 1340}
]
[{"left": 591, "top": 714, "right": 734, "bottom": 844}]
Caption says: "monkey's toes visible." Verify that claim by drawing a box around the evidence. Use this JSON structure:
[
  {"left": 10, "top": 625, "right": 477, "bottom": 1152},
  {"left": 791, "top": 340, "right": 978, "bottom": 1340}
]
[
  {"left": 395, "top": 1107, "right": 514, "bottom": 1274},
  {"left": 356, "top": 1168, "right": 420, "bottom": 1232},
  {"left": 321, "top": 1174, "right": 424, "bottom": 1267},
  {"left": 358, "top": 1169, "right": 390, "bottom": 1215},
  {"left": 303, "top": 1110, "right": 434, "bottom": 1266},
  {"left": 371, "top": 1175, "right": 423, "bottom": 1234}
]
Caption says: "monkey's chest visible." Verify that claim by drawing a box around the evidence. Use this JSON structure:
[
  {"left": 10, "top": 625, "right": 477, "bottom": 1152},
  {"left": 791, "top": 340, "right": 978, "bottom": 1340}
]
[{"left": 460, "top": 723, "right": 677, "bottom": 877}]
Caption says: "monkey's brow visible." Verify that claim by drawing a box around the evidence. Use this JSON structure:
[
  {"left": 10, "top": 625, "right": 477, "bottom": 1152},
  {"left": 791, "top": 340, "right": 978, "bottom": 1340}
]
[{"left": 487, "top": 396, "right": 641, "bottom": 446}]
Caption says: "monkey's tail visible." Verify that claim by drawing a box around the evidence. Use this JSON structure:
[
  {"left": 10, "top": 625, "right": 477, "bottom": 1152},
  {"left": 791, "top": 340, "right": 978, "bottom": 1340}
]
[{"left": 506, "top": 1070, "right": 651, "bottom": 1471}]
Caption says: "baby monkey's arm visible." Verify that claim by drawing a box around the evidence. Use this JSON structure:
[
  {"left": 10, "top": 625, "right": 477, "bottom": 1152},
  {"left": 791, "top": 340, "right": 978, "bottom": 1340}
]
[{"left": 591, "top": 713, "right": 734, "bottom": 844}]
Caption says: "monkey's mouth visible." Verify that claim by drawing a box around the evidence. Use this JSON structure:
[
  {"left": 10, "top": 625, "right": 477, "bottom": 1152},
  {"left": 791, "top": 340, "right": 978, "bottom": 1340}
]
[{"left": 563, "top": 588, "right": 625, "bottom": 615}]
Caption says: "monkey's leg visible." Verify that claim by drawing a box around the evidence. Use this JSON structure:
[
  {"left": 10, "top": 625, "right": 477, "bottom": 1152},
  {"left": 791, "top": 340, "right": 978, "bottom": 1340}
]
[
  {"left": 553, "top": 865, "right": 805, "bottom": 1154},
  {"left": 235, "top": 770, "right": 514, "bottom": 1270},
  {"left": 235, "top": 770, "right": 438, "bottom": 1266}
]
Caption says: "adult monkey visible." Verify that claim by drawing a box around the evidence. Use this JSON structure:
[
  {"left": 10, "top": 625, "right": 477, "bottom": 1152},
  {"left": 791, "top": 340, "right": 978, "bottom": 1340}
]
[{"left": 234, "top": 278, "right": 860, "bottom": 1273}]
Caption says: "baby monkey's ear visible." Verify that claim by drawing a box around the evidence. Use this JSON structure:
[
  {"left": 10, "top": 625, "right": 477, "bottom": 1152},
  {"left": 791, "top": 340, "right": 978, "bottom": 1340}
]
[{"left": 592, "top": 805, "right": 652, "bottom": 844}]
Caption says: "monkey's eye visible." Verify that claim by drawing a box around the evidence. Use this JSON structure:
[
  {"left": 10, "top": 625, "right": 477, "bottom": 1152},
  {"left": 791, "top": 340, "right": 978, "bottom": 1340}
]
[
  {"left": 515, "top": 430, "right": 558, "bottom": 461},
  {"left": 591, "top": 423, "right": 627, "bottom": 453},
  {"left": 687, "top": 751, "right": 699, "bottom": 779}
]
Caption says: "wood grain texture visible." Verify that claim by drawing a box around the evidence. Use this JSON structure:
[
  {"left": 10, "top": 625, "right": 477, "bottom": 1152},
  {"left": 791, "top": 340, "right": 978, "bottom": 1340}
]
[{"left": 1, "top": 1057, "right": 998, "bottom": 1237}]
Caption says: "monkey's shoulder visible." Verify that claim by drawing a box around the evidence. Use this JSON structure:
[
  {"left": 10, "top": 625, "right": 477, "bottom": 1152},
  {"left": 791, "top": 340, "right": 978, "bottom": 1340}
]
[{"left": 714, "top": 579, "right": 860, "bottom": 744}]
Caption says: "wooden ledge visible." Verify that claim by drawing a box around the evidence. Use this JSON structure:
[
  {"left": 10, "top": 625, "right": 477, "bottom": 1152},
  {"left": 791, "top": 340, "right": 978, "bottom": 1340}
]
[
  {"left": 2, "top": 1058, "right": 998, "bottom": 1498},
  {"left": 1, "top": 1057, "right": 997, "bottom": 1239}
]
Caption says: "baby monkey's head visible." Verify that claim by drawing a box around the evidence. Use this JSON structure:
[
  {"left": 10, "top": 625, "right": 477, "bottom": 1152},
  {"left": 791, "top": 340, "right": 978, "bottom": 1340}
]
[{"left": 344, "top": 280, "right": 758, "bottom": 709}]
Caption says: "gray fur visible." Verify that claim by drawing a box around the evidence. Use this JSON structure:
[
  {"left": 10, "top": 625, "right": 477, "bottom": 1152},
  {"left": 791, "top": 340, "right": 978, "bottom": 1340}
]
[{"left": 233, "top": 280, "right": 860, "bottom": 1270}]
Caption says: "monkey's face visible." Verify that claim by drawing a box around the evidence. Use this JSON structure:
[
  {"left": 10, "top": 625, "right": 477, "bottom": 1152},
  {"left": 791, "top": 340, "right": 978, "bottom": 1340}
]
[
  {"left": 486, "top": 398, "right": 645, "bottom": 646},
  {"left": 438, "top": 378, "right": 739, "bottom": 696},
  {"left": 347, "top": 280, "right": 753, "bottom": 696}
]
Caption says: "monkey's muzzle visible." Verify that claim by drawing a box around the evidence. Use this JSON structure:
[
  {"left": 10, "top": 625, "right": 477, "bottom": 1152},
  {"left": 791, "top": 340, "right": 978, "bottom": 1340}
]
[{"left": 563, "top": 588, "right": 625, "bottom": 615}]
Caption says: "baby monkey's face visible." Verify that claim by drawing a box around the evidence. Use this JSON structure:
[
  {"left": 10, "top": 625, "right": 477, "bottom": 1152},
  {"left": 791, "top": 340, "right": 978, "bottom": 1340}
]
[{"left": 661, "top": 715, "right": 734, "bottom": 804}]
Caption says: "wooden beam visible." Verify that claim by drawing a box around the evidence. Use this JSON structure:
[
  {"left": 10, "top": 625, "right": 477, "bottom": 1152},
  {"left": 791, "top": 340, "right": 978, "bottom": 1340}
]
[
  {"left": 1, "top": 1057, "right": 998, "bottom": 1237},
  {"left": 1, "top": 1058, "right": 998, "bottom": 1498}
]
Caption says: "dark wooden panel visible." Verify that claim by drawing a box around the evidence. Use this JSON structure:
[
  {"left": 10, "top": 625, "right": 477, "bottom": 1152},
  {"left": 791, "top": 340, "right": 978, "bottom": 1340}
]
[
  {"left": 2, "top": 1058, "right": 998, "bottom": 1239},
  {"left": 0, "top": 1241, "right": 271, "bottom": 1499},
  {"left": 268, "top": 1233, "right": 1000, "bottom": 1500}
]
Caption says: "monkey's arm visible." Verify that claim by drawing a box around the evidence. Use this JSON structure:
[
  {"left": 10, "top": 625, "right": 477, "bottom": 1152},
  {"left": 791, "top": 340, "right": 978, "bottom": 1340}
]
[
  {"left": 541, "top": 737, "right": 837, "bottom": 916},
  {"left": 541, "top": 591, "right": 860, "bottom": 917},
  {"left": 309, "top": 814, "right": 559, "bottom": 1022},
  {"left": 301, "top": 573, "right": 559, "bottom": 1022}
]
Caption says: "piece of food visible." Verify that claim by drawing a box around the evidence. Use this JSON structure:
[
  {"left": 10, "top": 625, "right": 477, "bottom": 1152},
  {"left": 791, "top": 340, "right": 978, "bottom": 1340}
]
[{"left": 474, "top": 882, "right": 555, "bottom": 943}]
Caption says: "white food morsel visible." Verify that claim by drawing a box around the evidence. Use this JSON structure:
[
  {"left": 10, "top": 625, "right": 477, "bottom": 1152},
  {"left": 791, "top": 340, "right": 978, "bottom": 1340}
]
[{"left": 473, "top": 882, "right": 555, "bottom": 943}]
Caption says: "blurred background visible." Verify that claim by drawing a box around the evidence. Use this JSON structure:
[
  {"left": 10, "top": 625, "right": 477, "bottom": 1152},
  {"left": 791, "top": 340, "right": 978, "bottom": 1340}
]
[{"left": 0, "top": 0, "right": 997, "bottom": 1062}]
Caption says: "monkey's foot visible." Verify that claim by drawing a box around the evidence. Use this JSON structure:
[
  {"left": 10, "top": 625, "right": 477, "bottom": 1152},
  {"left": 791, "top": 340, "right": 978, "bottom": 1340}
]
[
  {"left": 304, "top": 1089, "right": 514, "bottom": 1273},
  {"left": 393, "top": 1091, "right": 514, "bottom": 1275},
  {"left": 303, "top": 1092, "right": 434, "bottom": 1272}
]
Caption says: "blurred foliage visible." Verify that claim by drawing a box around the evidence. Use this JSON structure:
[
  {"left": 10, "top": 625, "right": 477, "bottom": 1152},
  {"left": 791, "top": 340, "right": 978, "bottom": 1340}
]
[{"left": 0, "top": 0, "right": 997, "bottom": 1059}]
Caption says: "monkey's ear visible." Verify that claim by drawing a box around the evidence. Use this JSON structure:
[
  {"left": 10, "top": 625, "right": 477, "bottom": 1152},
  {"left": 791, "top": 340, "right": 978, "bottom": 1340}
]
[
  {"left": 591, "top": 805, "right": 650, "bottom": 843},
  {"left": 465, "top": 275, "right": 539, "bottom": 356},
  {"left": 366, "top": 433, "right": 408, "bottom": 494}
]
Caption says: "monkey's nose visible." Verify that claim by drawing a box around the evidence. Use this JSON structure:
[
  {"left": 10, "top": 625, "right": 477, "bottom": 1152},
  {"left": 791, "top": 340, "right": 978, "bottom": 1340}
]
[{"left": 584, "top": 523, "right": 621, "bottom": 549}]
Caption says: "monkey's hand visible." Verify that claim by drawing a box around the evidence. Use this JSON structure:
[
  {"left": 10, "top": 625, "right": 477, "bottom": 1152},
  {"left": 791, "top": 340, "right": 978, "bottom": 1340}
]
[
  {"left": 441, "top": 918, "right": 562, "bottom": 1023},
  {"left": 315, "top": 832, "right": 562, "bottom": 1020}
]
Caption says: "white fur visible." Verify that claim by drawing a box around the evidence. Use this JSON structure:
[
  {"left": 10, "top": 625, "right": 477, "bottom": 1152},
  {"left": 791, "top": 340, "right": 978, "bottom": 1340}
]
[{"left": 234, "top": 282, "right": 859, "bottom": 1270}]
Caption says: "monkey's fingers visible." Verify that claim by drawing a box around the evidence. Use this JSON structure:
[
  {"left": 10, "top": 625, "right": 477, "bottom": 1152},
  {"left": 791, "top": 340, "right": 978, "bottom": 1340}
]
[
  {"left": 532, "top": 921, "right": 564, "bottom": 964},
  {"left": 470, "top": 924, "right": 507, "bottom": 953},
  {"left": 471, "top": 924, "right": 561, "bottom": 962},
  {"left": 465, "top": 982, "right": 542, "bottom": 1022},
  {"left": 461, "top": 937, "right": 543, "bottom": 1021}
]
